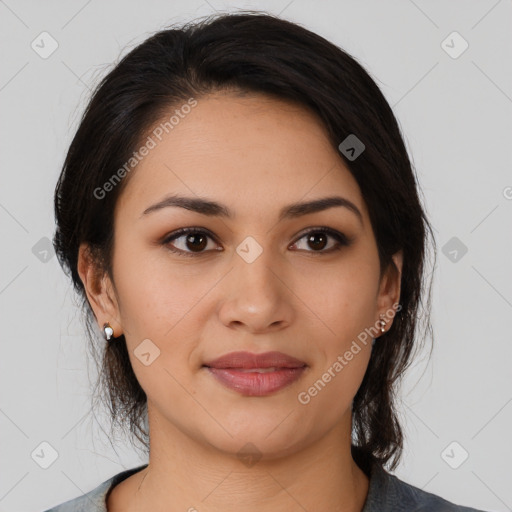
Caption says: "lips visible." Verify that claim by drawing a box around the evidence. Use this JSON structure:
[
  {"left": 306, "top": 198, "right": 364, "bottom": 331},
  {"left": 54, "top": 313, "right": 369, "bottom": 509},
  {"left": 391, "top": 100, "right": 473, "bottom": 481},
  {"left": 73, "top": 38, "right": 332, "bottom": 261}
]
[
  {"left": 203, "top": 350, "right": 307, "bottom": 370},
  {"left": 203, "top": 351, "right": 307, "bottom": 396}
]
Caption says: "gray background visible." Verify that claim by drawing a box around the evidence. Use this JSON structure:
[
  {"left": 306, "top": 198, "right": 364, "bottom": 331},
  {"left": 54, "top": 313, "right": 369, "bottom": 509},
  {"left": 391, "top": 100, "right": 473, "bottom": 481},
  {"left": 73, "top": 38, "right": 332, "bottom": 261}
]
[{"left": 1, "top": 0, "right": 511, "bottom": 511}]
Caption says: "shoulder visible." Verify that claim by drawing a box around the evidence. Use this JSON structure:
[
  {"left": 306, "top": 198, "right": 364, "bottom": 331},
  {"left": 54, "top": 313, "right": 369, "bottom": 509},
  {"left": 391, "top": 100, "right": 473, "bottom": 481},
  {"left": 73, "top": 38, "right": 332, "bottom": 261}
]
[
  {"left": 42, "top": 464, "right": 148, "bottom": 512},
  {"left": 363, "top": 464, "right": 488, "bottom": 512},
  {"left": 42, "top": 478, "right": 111, "bottom": 512}
]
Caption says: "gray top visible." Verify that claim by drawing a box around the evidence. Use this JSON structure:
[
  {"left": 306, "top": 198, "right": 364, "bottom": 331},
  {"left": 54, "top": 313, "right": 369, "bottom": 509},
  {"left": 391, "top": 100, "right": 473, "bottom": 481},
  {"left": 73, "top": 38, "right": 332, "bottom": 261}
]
[{"left": 43, "top": 462, "right": 487, "bottom": 511}]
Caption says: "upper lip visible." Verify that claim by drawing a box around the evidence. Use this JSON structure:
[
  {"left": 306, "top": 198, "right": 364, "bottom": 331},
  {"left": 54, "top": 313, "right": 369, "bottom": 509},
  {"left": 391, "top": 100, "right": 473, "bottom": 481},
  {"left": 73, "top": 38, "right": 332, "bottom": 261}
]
[{"left": 203, "top": 351, "right": 307, "bottom": 369}]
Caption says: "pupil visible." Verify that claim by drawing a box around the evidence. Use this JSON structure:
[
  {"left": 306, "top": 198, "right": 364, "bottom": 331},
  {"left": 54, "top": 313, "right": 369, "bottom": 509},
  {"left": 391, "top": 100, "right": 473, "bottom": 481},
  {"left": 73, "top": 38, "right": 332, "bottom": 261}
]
[
  {"left": 187, "top": 234, "right": 207, "bottom": 251},
  {"left": 308, "top": 233, "right": 327, "bottom": 250}
]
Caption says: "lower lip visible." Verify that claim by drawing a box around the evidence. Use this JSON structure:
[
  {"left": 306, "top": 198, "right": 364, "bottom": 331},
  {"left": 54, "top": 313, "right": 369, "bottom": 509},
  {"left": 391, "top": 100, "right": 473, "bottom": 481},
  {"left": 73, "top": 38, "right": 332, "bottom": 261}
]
[{"left": 205, "top": 367, "right": 306, "bottom": 396}]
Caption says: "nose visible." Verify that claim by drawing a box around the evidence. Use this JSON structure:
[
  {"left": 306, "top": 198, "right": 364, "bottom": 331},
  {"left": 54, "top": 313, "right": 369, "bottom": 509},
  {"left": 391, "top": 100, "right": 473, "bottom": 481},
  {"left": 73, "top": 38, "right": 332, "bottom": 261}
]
[{"left": 217, "top": 245, "right": 294, "bottom": 334}]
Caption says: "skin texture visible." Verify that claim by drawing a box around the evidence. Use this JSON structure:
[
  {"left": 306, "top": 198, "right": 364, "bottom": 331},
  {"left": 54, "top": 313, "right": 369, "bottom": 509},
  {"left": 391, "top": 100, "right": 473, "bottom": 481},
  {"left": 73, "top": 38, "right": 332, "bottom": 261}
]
[{"left": 78, "top": 91, "right": 402, "bottom": 512}]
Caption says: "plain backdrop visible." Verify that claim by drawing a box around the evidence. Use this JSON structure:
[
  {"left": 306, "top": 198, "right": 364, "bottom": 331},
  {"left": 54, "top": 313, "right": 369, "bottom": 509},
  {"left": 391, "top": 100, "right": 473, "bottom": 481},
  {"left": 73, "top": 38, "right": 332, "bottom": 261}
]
[{"left": 1, "top": 1, "right": 511, "bottom": 511}]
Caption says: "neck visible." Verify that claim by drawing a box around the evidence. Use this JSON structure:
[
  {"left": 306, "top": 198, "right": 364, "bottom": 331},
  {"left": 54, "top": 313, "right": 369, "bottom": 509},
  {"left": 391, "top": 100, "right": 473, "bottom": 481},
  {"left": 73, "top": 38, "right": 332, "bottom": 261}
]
[{"left": 110, "top": 407, "right": 370, "bottom": 512}]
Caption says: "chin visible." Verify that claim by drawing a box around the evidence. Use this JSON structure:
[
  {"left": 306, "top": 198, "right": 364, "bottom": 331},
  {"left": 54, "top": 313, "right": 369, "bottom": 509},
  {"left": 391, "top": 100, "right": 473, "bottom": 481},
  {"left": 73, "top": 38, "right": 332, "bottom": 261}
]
[{"left": 190, "top": 413, "right": 316, "bottom": 463}]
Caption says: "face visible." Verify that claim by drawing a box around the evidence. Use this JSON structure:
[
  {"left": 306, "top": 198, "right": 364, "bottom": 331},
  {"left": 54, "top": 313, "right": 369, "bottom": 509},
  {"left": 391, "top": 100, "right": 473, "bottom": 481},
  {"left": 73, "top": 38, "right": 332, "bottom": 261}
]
[{"left": 79, "top": 91, "right": 402, "bottom": 460}]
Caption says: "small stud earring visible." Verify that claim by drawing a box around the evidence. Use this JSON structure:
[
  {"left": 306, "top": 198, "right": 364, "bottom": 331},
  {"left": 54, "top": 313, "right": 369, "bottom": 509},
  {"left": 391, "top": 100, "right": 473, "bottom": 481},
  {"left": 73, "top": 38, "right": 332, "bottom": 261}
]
[
  {"left": 103, "top": 322, "right": 114, "bottom": 341},
  {"left": 378, "top": 314, "right": 386, "bottom": 333}
]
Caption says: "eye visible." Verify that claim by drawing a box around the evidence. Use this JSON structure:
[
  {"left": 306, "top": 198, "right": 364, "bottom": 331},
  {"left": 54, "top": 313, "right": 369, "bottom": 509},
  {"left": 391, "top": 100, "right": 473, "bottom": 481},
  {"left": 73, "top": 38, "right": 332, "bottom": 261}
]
[
  {"left": 289, "top": 227, "right": 351, "bottom": 254},
  {"left": 162, "top": 228, "right": 221, "bottom": 257},
  {"left": 161, "top": 226, "right": 351, "bottom": 258}
]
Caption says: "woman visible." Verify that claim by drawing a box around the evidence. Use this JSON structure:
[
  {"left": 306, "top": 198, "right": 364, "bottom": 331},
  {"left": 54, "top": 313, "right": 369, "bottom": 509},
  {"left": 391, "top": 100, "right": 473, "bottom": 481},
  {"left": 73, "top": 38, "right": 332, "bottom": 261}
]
[{"left": 45, "top": 11, "right": 486, "bottom": 512}]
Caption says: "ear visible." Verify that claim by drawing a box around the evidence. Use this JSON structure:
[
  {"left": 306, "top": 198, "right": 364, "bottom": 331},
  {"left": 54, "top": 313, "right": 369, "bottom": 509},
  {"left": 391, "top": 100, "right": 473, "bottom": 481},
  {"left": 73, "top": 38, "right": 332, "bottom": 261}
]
[
  {"left": 376, "top": 249, "right": 403, "bottom": 322},
  {"left": 77, "top": 243, "right": 122, "bottom": 337}
]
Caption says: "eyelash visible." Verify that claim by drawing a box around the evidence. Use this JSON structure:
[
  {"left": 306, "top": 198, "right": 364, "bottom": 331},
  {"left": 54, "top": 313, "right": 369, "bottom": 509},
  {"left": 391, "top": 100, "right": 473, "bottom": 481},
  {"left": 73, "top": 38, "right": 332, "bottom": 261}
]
[{"left": 161, "top": 226, "right": 352, "bottom": 258}]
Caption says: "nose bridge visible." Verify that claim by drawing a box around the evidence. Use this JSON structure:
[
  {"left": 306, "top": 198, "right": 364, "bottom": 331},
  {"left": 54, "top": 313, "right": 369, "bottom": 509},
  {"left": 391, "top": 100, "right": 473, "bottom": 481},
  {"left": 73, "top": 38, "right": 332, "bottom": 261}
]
[
  {"left": 217, "top": 234, "right": 292, "bottom": 331},
  {"left": 233, "top": 233, "right": 283, "bottom": 296}
]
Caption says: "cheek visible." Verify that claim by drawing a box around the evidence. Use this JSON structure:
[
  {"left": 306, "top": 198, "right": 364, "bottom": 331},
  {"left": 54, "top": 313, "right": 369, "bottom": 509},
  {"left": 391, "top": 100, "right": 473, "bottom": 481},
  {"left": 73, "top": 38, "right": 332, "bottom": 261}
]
[
  {"left": 111, "top": 246, "right": 214, "bottom": 390},
  {"left": 112, "top": 244, "right": 208, "bottom": 335},
  {"left": 297, "top": 257, "right": 379, "bottom": 341},
  {"left": 309, "top": 283, "right": 375, "bottom": 384},
  {"left": 296, "top": 269, "right": 375, "bottom": 419},
  {"left": 292, "top": 257, "right": 378, "bottom": 410}
]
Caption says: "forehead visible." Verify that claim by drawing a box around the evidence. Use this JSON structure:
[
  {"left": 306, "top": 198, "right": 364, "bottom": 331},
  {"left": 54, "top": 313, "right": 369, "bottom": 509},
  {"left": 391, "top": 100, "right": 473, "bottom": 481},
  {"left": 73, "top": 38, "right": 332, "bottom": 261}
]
[{"left": 116, "top": 92, "right": 367, "bottom": 224}]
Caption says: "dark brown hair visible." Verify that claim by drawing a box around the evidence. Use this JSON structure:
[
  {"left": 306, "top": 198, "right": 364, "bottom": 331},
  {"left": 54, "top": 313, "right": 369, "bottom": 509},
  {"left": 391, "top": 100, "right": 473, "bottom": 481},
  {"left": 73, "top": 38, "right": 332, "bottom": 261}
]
[{"left": 53, "top": 11, "right": 435, "bottom": 473}]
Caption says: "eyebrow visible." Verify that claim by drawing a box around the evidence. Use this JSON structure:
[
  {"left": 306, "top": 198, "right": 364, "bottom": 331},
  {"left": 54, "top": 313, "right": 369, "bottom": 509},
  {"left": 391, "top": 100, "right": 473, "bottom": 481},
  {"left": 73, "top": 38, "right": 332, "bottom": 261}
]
[{"left": 141, "top": 194, "right": 363, "bottom": 225}]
